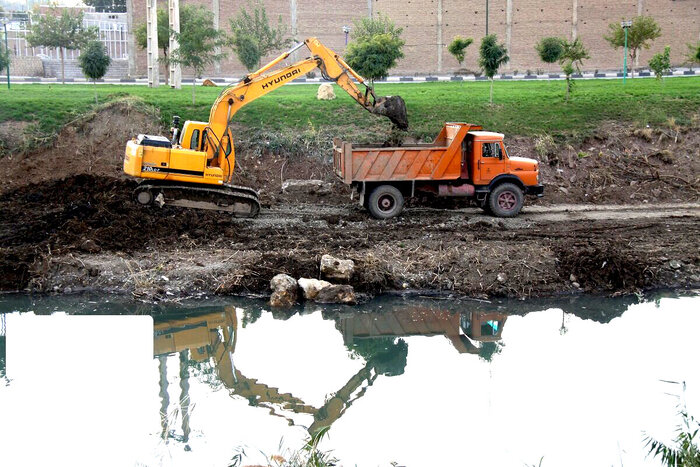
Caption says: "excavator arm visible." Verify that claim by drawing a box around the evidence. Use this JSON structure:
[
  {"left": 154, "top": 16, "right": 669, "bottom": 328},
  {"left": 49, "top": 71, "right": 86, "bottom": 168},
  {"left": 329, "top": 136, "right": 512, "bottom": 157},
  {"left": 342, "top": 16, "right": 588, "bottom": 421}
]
[{"left": 204, "top": 37, "right": 408, "bottom": 180}]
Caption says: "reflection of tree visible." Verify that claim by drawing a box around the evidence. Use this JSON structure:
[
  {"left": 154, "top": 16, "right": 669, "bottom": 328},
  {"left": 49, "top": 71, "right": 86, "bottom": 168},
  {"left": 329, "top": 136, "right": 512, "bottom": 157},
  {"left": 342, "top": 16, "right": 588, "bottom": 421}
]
[
  {"left": 349, "top": 337, "right": 408, "bottom": 377},
  {"left": 478, "top": 341, "right": 503, "bottom": 362},
  {"left": 559, "top": 309, "right": 568, "bottom": 336},
  {"left": 0, "top": 335, "right": 6, "bottom": 378},
  {"left": 241, "top": 308, "right": 262, "bottom": 328}
]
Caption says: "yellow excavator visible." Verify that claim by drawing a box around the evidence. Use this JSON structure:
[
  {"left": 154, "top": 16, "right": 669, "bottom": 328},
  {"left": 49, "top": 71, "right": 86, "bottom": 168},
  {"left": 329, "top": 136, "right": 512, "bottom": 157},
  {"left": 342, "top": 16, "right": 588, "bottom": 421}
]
[{"left": 123, "top": 37, "right": 409, "bottom": 217}]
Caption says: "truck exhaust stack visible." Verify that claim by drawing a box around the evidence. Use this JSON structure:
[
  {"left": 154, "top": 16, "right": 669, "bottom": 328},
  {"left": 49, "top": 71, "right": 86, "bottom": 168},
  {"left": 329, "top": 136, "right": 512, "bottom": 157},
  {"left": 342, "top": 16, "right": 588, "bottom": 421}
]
[{"left": 371, "top": 96, "right": 409, "bottom": 130}]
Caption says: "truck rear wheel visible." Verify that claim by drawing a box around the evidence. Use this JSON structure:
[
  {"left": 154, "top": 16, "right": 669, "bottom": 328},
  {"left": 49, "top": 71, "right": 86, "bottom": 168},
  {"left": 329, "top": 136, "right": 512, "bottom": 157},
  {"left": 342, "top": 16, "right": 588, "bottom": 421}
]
[
  {"left": 488, "top": 183, "right": 524, "bottom": 218},
  {"left": 368, "top": 185, "right": 404, "bottom": 219}
]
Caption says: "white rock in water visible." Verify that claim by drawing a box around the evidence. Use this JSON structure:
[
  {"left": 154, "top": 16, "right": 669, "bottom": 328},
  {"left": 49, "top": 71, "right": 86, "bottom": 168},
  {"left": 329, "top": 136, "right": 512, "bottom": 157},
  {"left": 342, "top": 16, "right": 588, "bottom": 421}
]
[
  {"left": 317, "top": 83, "right": 336, "bottom": 100},
  {"left": 270, "top": 274, "right": 298, "bottom": 307},
  {"left": 315, "top": 284, "right": 356, "bottom": 305},
  {"left": 321, "top": 254, "right": 355, "bottom": 281},
  {"left": 281, "top": 179, "right": 332, "bottom": 194},
  {"left": 298, "top": 278, "right": 332, "bottom": 300}
]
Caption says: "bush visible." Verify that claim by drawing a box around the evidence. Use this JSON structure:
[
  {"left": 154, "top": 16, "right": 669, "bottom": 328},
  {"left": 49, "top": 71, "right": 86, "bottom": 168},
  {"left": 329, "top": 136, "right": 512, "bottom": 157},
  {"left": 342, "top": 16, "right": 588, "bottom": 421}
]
[
  {"left": 345, "top": 16, "right": 405, "bottom": 84},
  {"left": 448, "top": 36, "right": 474, "bottom": 66},
  {"left": 536, "top": 37, "right": 565, "bottom": 63},
  {"left": 79, "top": 40, "right": 111, "bottom": 104},
  {"left": 649, "top": 46, "right": 671, "bottom": 81}
]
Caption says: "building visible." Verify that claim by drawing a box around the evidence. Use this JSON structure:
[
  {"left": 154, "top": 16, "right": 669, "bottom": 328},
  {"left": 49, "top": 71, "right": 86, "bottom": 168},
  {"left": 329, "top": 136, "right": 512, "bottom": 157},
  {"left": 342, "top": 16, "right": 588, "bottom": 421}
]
[{"left": 128, "top": 0, "right": 699, "bottom": 79}]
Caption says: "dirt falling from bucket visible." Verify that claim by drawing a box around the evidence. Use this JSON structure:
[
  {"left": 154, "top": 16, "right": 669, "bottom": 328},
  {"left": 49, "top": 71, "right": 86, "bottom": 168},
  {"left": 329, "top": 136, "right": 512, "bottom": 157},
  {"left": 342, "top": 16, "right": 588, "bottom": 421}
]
[{"left": 371, "top": 96, "right": 409, "bottom": 130}]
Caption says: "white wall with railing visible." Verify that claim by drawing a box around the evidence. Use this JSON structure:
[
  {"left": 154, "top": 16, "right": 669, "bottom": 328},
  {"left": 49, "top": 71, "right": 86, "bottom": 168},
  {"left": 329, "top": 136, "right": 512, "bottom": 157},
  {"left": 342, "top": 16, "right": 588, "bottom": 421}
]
[{"left": 3, "top": 14, "right": 128, "bottom": 60}]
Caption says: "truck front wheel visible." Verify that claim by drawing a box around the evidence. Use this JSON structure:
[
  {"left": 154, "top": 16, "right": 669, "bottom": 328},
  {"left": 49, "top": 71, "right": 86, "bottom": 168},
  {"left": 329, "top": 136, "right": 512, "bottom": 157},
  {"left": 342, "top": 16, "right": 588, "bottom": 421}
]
[
  {"left": 488, "top": 183, "right": 524, "bottom": 217},
  {"left": 368, "top": 185, "right": 404, "bottom": 219}
]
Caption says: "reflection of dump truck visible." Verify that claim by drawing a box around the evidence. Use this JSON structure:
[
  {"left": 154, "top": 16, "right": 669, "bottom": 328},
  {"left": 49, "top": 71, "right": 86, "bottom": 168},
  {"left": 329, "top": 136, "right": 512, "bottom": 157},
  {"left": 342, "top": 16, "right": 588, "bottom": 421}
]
[
  {"left": 338, "top": 308, "right": 507, "bottom": 354},
  {"left": 333, "top": 122, "right": 544, "bottom": 219}
]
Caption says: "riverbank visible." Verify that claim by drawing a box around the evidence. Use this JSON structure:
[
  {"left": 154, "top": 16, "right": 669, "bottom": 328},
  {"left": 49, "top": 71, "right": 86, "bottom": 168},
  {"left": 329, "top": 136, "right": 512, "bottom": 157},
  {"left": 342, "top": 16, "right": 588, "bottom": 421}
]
[{"left": 1, "top": 94, "right": 698, "bottom": 301}]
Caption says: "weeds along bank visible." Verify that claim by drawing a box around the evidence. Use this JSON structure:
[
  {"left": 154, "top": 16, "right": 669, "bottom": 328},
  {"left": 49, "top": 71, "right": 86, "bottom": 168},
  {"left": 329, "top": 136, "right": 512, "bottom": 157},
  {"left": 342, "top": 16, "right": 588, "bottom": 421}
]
[{"left": 0, "top": 81, "right": 698, "bottom": 298}]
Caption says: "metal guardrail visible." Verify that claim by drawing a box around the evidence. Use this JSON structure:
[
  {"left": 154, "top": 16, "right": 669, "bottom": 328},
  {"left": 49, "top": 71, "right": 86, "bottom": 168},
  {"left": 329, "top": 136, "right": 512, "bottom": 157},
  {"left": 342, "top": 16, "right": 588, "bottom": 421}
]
[{"left": 2, "top": 16, "right": 128, "bottom": 60}]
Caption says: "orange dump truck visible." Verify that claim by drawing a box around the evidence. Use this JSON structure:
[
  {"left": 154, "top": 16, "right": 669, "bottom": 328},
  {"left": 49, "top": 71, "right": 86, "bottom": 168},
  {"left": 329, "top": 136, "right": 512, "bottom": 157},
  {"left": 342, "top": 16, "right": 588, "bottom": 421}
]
[{"left": 333, "top": 122, "right": 544, "bottom": 219}]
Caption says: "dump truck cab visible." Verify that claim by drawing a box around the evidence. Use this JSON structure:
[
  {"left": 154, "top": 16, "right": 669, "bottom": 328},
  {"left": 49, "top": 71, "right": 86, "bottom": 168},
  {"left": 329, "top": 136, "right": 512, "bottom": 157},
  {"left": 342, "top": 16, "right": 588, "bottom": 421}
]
[{"left": 465, "top": 130, "right": 541, "bottom": 198}]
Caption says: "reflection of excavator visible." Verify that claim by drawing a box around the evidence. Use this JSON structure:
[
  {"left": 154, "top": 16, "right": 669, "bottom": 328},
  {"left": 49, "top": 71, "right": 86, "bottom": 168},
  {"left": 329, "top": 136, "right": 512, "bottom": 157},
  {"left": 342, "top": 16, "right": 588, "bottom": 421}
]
[
  {"left": 152, "top": 304, "right": 507, "bottom": 439},
  {"left": 124, "top": 37, "right": 409, "bottom": 217}
]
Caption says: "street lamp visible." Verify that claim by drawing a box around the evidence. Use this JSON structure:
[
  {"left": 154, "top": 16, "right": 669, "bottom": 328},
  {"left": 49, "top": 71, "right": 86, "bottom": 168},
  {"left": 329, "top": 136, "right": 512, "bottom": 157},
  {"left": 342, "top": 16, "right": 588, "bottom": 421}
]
[
  {"left": 621, "top": 20, "right": 632, "bottom": 84},
  {"left": 1, "top": 17, "right": 9, "bottom": 90},
  {"left": 342, "top": 26, "right": 350, "bottom": 45}
]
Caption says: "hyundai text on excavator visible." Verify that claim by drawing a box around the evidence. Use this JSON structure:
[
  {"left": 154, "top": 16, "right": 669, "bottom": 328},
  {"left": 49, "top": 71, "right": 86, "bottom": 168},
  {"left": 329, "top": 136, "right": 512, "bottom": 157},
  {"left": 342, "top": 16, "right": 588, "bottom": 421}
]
[{"left": 123, "top": 37, "right": 408, "bottom": 217}]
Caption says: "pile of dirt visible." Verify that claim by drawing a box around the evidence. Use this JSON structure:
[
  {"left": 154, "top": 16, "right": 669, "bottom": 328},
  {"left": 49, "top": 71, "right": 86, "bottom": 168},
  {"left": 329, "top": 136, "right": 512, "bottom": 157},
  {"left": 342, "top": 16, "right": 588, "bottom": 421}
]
[
  {"left": 0, "top": 99, "right": 162, "bottom": 193},
  {"left": 0, "top": 174, "right": 243, "bottom": 290},
  {"left": 507, "top": 120, "right": 700, "bottom": 205},
  {"left": 555, "top": 242, "right": 648, "bottom": 292}
]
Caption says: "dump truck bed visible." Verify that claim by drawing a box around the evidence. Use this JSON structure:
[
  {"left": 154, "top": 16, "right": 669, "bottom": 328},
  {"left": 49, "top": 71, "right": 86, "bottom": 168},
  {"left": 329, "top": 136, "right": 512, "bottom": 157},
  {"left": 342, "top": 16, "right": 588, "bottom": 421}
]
[{"left": 333, "top": 123, "right": 482, "bottom": 184}]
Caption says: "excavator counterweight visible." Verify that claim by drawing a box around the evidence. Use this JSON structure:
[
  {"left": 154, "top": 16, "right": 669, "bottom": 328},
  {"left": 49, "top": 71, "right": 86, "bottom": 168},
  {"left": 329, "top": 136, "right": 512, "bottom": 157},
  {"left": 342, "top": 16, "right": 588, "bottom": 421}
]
[{"left": 123, "top": 37, "right": 409, "bottom": 217}]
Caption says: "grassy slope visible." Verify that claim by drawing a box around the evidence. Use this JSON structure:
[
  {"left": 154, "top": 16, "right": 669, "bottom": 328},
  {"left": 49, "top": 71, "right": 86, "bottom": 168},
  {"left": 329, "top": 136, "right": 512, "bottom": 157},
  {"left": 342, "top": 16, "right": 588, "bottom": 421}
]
[{"left": 0, "top": 77, "right": 698, "bottom": 142}]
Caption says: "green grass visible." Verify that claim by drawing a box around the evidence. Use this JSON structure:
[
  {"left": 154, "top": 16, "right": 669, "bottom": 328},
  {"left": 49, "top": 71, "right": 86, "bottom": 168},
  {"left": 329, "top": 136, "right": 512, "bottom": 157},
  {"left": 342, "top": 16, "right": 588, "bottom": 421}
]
[{"left": 0, "top": 77, "right": 698, "bottom": 143}]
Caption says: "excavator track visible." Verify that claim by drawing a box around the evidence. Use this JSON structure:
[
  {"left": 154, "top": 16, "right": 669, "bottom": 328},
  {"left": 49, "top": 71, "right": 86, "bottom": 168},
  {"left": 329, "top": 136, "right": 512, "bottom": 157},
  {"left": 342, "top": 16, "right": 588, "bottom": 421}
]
[{"left": 134, "top": 180, "right": 260, "bottom": 218}]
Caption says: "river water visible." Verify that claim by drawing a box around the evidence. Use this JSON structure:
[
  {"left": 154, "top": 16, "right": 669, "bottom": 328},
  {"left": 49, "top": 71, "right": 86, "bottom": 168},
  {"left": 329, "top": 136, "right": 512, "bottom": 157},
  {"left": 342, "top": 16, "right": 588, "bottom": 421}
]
[{"left": 0, "top": 292, "right": 698, "bottom": 467}]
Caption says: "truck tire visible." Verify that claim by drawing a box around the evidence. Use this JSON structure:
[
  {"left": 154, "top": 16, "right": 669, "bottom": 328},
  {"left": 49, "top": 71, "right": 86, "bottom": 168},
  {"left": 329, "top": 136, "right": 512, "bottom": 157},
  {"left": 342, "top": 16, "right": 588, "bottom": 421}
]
[
  {"left": 368, "top": 185, "right": 404, "bottom": 220},
  {"left": 488, "top": 183, "right": 524, "bottom": 218}
]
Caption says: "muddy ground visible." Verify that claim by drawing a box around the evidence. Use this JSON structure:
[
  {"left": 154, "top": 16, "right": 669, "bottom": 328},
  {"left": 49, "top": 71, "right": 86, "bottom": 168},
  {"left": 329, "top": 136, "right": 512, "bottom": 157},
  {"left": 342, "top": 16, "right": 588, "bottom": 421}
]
[{"left": 1, "top": 101, "right": 698, "bottom": 300}]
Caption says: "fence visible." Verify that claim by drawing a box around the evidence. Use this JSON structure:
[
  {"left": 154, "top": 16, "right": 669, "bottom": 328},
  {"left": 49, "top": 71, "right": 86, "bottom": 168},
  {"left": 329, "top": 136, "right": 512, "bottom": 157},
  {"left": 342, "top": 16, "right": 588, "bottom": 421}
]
[{"left": 3, "top": 16, "right": 128, "bottom": 60}]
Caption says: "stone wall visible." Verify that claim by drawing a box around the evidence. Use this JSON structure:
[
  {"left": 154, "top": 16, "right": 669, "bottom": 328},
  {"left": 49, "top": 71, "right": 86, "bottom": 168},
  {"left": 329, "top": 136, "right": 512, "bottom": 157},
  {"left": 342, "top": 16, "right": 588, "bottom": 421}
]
[
  {"left": 8, "top": 56, "right": 44, "bottom": 77},
  {"left": 128, "top": 0, "right": 699, "bottom": 78},
  {"left": 41, "top": 59, "right": 130, "bottom": 79}
]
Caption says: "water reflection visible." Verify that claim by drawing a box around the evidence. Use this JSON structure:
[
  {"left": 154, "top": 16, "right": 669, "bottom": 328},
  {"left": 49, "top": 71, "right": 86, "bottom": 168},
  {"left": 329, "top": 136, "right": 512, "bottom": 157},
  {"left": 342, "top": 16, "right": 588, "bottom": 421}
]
[{"left": 152, "top": 304, "right": 509, "bottom": 440}]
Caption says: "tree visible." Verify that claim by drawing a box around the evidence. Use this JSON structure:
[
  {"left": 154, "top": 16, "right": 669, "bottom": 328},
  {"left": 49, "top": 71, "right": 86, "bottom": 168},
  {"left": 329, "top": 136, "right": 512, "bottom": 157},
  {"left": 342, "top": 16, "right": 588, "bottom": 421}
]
[
  {"left": 559, "top": 38, "right": 589, "bottom": 102},
  {"left": 684, "top": 41, "right": 700, "bottom": 70},
  {"left": 448, "top": 36, "right": 474, "bottom": 67},
  {"left": 229, "top": 0, "right": 292, "bottom": 71},
  {"left": 604, "top": 16, "right": 661, "bottom": 78},
  {"left": 478, "top": 34, "right": 509, "bottom": 104},
  {"left": 26, "top": 8, "right": 98, "bottom": 84},
  {"left": 231, "top": 33, "right": 260, "bottom": 71},
  {"left": 169, "top": 5, "right": 227, "bottom": 105},
  {"left": 344, "top": 14, "right": 405, "bottom": 85},
  {"left": 79, "top": 40, "right": 111, "bottom": 104},
  {"left": 535, "top": 37, "right": 565, "bottom": 64},
  {"left": 82, "top": 0, "right": 126, "bottom": 13},
  {"left": 649, "top": 46, "right": 671, "bottom": 82},
  {"left": 0, "top": 41, "right": 9, "bottom": 76},
  {"left": 535, "top": 36, "right": 588, "bottom": 102}
]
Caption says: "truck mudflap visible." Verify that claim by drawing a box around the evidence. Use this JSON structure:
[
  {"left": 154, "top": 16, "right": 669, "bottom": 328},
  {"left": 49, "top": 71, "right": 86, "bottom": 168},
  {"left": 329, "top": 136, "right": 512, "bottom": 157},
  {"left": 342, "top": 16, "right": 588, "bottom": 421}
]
[{"left": 527, "top": 184, "right": 545, "bottom": 197}]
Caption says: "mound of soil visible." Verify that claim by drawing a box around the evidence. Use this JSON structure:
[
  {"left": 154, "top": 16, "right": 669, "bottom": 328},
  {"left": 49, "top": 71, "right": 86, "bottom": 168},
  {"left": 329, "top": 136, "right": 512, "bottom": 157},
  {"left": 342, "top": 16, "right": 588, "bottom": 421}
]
[
  {"left": 0, "top": 99, "right": 162, "bottom": 193},
  {"left": 507, "top": 121, "right": 700, "bottom": 205},
  {"left": 0, "top": 174, "right": 243, "bottom": 290}
]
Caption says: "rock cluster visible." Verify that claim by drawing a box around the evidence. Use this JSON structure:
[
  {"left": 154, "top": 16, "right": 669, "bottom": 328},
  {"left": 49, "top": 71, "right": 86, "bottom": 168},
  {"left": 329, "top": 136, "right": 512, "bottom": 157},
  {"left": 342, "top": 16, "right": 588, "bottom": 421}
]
[
  {"left": 316, "top": 83, "right": 336, "bottom": 100},
  {"left": 269, "top": 255, "right": 356, "bottom": 307}
]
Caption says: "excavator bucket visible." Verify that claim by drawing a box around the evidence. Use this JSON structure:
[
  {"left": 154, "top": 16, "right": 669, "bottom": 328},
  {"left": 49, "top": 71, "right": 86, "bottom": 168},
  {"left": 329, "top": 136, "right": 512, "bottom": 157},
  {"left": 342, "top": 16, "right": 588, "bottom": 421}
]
[{"left": 371, "top": 95, "right": 409, "bottom": 130}]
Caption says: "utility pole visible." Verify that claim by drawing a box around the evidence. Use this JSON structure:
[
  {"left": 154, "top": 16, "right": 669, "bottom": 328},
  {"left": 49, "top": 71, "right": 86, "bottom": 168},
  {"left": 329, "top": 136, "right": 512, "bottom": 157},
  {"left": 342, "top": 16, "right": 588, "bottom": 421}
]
[
  {"left": 147, "top": 0, "right": 159, "bottom": 88},
  {"left": 621, "top": 20, "right": 632, "bottom": 84},
  {"left": 485, "top": 0, "right": 489, "bottom": 36},
  {"left": 169, "top": 0, "right": 181, "bottom": 89}
]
